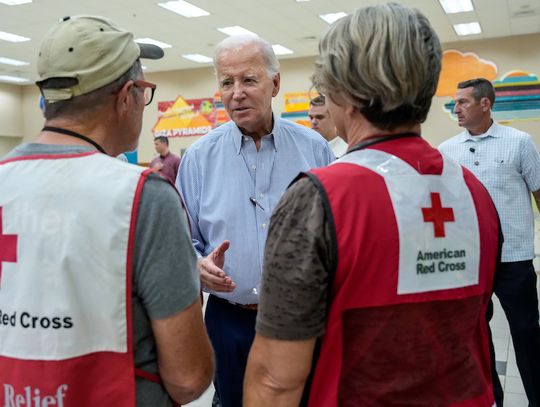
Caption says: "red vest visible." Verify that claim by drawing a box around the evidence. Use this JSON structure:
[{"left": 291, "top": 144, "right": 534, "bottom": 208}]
[
  {"left": 306, "top": 137, "right": 498, "bottom": 407},
  {"left": 0, "top": 152, "right": 159, "bottom": 406}
]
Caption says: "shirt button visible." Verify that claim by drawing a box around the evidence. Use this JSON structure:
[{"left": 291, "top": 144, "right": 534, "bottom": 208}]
[
  {"left": 474, "top": 161, "right": 479, "bottom": 166},
  {"left": 262, "top": 223, "right": 267, "bottom": 229},
  {"left": 259, "top": 193, "right": 264, "bottom": 198},
  {"left": 251, "top": 165, "right": 256, "bottom": 170}
]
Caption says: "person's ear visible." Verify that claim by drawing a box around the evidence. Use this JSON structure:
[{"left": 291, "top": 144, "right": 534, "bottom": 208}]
[
  {"left": 272, "top": 73, "right": 280, "bottom": 97},
  {"left": 480, "top": 97, "right": 491, "bottom": 111},
  {"left": 115, "top": 80, "right": 135, "bottom": 116}
]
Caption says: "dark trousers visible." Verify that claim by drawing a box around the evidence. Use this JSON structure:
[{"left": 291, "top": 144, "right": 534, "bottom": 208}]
[
  {"left": 494, "top": 260, "right": 540, "bottom": 407},
  {"left": 205, "top": 295, "right": 257, "bottom": 407}
]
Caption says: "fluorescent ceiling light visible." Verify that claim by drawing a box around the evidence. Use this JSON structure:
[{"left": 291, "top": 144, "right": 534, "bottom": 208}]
[
  {"left": 272, "top": 44, "right": 294, "bottom": 55},
  {"left": 319, "top": 12, "right": 347, "bottom": 24},
  {"left": 182, "top": 54, "right": 213, "bottom": 63},
  {"left": 158, "top": 1, "right": 209, "bottom": 17},
  {"left": 439, "top": 0, "right": 474, "bottom": 14},
  {"left": 0, "top": 0, "right": 32, "bottom": 4},
  {"left": 453, "top": 22, "right": 482, "bottom": 36},
  {"left": 296, "top": 0, "right": 311, "bottom": 2},
  {"left": 217, "top": 26, "right": 257, "bottom": 37},
  {"left": 135, "top": 38, "right": 172, "bottom": 49},
  {"left": 0, "top": 56, "right": 29, "bottom": 66},
  {"left": 0, "top": 30, "right": 30, "bottom": 43},
  {"left": 0, "top": 75, "right": 29, "bottom": 83}
]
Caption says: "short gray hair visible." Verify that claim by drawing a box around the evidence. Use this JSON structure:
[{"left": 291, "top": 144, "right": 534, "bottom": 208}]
[
  {"left": 39, "top": 60, "right": 143, "bottom": 120},
  {"left": 214, "top": 35, "right": 279, "bottom": 78},
  {"left": 312, "top": 3, "right": 442, "bottom": 130}
]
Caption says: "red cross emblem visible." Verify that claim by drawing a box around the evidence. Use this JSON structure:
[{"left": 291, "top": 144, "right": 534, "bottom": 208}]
[
  {"left": 0, "top": 206, "right": 18, "bottom": 288},
  {"left": 422, "top": 193, "right": 455, "bottom": 238}
]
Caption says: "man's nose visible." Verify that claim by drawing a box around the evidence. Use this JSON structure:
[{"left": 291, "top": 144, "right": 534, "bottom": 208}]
[{"left": 232, "top": 83, "right": 245, "bottom": 100}]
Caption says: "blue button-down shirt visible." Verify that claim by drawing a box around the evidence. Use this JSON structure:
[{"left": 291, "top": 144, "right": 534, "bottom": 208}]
[
  {"left": 439, "top": 122, "right": 540, "bottom": 262},
  {"left": 177, "top": 116, "right": 335, "bottom": 303}
]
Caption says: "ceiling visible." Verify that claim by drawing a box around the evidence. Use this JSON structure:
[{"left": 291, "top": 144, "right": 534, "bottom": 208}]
[{"left": 0, "top": 0, "right": 539, "bottom": 85}]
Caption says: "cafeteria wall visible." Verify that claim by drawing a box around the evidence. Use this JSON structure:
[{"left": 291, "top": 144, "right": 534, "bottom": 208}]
[{"left": 2, "top": 32, "right": 539, "bottom": 162}]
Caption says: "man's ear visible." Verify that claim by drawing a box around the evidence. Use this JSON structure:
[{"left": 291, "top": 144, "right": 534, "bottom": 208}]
[
  {"left": 480, "top": 97, "right": 491, "bottom": 112},
  {"left": 115, "top": 80, "right": 135, "bottom": 116},
  {"left": 272, "top": 73, "right": 280, "bottom": 97}
]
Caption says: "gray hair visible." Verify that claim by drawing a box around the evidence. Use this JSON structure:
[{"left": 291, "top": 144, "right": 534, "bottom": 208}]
[
  {"left": 213, "top": 35, "right": 279, "bottom": 78},
  {"left": 39, "top": 60, "right": 143, "bottom": 120},
  {"left": 312, "top": 3, "right": 442, "bottom": 130}
]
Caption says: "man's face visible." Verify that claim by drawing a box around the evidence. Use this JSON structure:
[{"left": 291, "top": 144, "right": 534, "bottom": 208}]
[
  {"left": 216, "top": 44, "right": 280, "bottom": 137},
  {"left": 453, "top": 87, "right": 488, "bottom": 130},
  {"left": 309, "top": 104, "right": 336, "bottom": 141},
  {"left": 154, "top": 139, "right": 166, "bottom": 155}
]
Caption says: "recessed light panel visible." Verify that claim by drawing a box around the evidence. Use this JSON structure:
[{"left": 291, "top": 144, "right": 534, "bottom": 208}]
[
  {"left": 0, "top": 56, "right": 29, "bottom": 66},
  {"left": 453, "top": 22, "right": 482, "bottom": 36},
  {"left": 0, "top": 0, "right": 32, "bottom": 4},
  {"left": 319, "top": 12, "right": 347, "bottom": 24},
  {"left": 0, "top": 75, "right": 29, "bottom": 83},
  {"left": 439, "top": 0, "right": 474, "bottom": 14},
  {"left": 217, "top": 26, "right": 257, "bottom": 37},
  {"left": 158, "top": 1, "right": 210, "bottom": 18},
  {"left": 182, "top": 54, "right": 213, "bottom": 63},
  {"left": 0, "top": 30, "right": 30, "bottom": 43},
  {"left": 135, "top": 38, "right": 172, "bottom": 49},
  {"left": 272, "top": 44, "right": 294, "bottom": 55}
]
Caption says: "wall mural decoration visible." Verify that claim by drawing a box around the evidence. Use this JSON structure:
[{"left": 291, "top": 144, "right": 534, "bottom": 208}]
[
  {"left": 436, "top": 50, "right": 498, "bottom": 97},
  {"left": 280, "top": 91, "right": 318, "bottom": 127},
  {"left": 444, "top": 71, "right": 540, "bottom": 122},
  {"left": 152, "top": 93, "right": 230, "bottom": 138}
]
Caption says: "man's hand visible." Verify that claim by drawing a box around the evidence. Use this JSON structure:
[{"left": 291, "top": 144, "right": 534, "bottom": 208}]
[
  {"left": 198, "top": 240, "right": 236, "bottom": 292},
  {"left": 152, "top": 162, "right": 164, "bottom": 171}
]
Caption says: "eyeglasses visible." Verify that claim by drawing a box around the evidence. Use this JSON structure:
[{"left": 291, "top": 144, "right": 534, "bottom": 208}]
[{"left": 133, "top": 80, "right": 156, "bottom": 106}]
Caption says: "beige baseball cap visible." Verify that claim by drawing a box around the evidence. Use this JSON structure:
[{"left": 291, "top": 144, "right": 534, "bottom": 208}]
[{"left": 37, "top": 15, "right": 164, "bottom": 102}]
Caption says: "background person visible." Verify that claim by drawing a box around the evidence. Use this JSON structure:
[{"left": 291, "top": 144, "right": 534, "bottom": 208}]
[
  {"left": 177, "top": 34, "right": 334, "bottom": 407},
  {"left": 245, "top": 4, "right": 500, "bottom": 406},
  {"left": 308, "top": 95, "right": 348, "bottom": 157},
  {"left": 0, "top": 15, "right": 213, "bottom": 407},
  {"left": 150, "top": 136, "right": 181, "bottom": 184},
  {"left": 439, "top": 77, "right": 540, "bottom": 407}
]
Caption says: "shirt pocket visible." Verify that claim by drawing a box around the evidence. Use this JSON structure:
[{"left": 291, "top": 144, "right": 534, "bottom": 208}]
[{"left": 488, "top": 155, "right": 516, "bottom": 189}]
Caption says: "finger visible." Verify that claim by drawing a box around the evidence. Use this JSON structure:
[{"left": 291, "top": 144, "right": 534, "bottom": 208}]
[
  {"left": 213, "top": 240, "right": 230, "bottom": 257},
  {"left": 199, "top": 258, "right": 226, "bottom": 278},
  {"left": 202, "top": 275, "right": 236, "bottom": 292}
]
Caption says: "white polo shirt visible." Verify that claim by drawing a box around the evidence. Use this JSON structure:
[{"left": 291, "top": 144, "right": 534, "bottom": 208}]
[{"left": 439, "top": 121, "right": 540, "bottom": 262}]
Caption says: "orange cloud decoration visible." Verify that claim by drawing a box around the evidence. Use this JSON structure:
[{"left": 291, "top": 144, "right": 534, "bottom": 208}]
[{"left": 436, "top": 50, "right": 498, "bottom": 97}]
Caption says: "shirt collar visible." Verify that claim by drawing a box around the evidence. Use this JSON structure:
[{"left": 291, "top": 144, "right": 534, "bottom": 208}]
[
  {"left": 459, "top": 121, "right": 501, "bottom": 143},
  {"left": 231, "top": 113, "right": 279, "bottom": 155}
]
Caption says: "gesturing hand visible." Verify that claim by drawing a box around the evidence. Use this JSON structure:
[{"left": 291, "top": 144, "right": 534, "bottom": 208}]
[{"left": 198, "top": 240, "right": 236, "bottom": 292}]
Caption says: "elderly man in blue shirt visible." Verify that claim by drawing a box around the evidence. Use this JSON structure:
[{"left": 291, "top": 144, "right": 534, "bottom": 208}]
[{"left": 176, "top": 35, "right": 334, "bottom": 407}]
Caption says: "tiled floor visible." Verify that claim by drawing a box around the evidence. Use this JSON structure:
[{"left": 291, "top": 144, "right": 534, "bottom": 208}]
[
  {"left": 187, "top": 279, "right": 540, "bottom": 407},
  {"left": 490, "top": 273, "right": 540, "bottom": 407}
]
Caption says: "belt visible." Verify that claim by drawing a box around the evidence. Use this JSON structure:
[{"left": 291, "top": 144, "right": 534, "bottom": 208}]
[{"left": 211, "top": 295, "right": 258, "bottom": 311}]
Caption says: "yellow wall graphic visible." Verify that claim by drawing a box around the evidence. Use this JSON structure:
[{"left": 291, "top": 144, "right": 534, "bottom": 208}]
[{"left": 436, "top": 50, "right": 498, "bottom": 97}]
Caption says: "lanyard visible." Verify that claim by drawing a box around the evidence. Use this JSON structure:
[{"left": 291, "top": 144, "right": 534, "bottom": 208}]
[
  {"left": 42, "top": 126, "right": 108, "bottom": 155},
  {"left": 347, "top": 132, "right": 420, "bottom": 154}
]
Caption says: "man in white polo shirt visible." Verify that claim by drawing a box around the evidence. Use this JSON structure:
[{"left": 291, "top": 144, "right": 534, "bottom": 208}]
[{"left": 440, "top": 77, "right": 540, "bottom": 407}]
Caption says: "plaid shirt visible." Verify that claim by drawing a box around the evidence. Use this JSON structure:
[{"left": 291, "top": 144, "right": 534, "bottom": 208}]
[{"left": 439, "top": 121, "right": 540, "bottom": 262}]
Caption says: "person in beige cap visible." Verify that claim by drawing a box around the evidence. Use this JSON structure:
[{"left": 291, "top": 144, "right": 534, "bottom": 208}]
[{"left": 0, "top": 15, "right": 213, "bottom": 407}]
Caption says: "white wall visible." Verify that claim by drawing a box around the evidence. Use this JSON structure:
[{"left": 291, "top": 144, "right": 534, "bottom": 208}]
[{"left": 6, "top": 32, "right": 540, "bottom": 162}]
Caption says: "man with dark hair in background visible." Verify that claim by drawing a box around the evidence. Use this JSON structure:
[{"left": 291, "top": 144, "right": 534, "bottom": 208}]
[
  {"left": 309, "top": 95, "right": 348, "bottom": 157},
  {"left": 150, "top": 136, "right": 181, "bottom": 184},
  {"left": 440, "top": 77, "right": 540, "bottom": 407}
]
